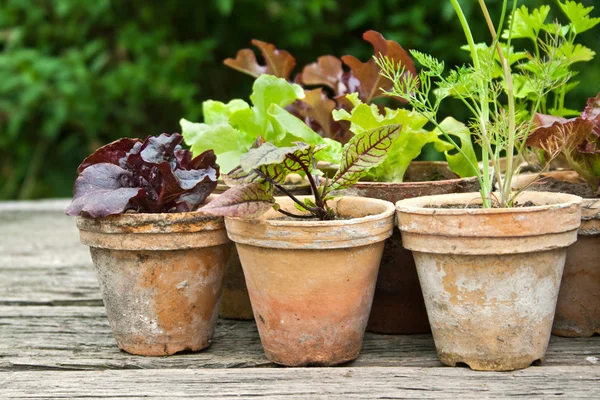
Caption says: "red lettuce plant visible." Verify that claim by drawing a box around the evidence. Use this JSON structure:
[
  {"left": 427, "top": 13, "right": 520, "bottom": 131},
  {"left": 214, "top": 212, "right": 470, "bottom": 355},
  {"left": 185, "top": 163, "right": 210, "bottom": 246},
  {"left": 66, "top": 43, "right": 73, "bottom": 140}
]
[
  {"left": 527, "top": 93, "right": 600, "bottom": 195},
  {"left": 66, "top": 133, "right": 219, "bottom": 217},
  {"left": 223, "top": 31, "right": 416, "bottom": 144}
]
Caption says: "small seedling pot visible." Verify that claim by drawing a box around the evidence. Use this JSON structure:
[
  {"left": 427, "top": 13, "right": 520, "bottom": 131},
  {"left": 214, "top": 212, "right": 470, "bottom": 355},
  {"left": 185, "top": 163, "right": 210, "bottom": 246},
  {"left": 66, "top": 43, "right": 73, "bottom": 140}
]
[
  {"left": 396, "top": 191, "right": 582, "bottom": 371},
  {"left": 513, "top": 171, "right": 600, "bottom": 337},
  {"left": 216, "top": 179, "right": 312, "bottom": 320},
  {"left": 225, "top": 196, "right": 395, "bottom": 366},
  {"left": 346, "top": 161, "right": 479, "bottom": 334},
  {"left": 76, "top": 211, "right": 232, "bottom": 356}
]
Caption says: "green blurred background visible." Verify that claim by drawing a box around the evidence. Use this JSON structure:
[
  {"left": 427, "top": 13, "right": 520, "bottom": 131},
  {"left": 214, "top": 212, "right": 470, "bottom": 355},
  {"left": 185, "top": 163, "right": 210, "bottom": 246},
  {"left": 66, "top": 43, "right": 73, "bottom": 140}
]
[{"left": 1, "top": 0, "right": 598, "bottom": 199}]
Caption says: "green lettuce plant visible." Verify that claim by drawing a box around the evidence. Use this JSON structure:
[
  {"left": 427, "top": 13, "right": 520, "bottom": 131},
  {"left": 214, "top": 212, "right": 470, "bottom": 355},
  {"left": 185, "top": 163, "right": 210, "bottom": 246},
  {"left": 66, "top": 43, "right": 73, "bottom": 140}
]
[
  {"left": 332, "top": 93, "right": 478, "bottom": 182},
  {"left": 223, "top": 32, "right": 478, "bottom": 183},
  {"left": 203, "top": 125, "right": 401, "bottom": 220},
  {"left": 377, "top": 0, "right": 595, "bottom": 208},
  {"left": 180, "top": 74, "right": 342, "bottom": 173}
]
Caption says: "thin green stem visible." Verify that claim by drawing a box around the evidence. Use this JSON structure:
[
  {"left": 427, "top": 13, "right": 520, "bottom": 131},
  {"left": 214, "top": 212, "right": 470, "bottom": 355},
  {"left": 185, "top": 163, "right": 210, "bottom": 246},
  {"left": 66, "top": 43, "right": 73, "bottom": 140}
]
[{"left": 451, "top": 0, "right": 492, "bottom": 207}]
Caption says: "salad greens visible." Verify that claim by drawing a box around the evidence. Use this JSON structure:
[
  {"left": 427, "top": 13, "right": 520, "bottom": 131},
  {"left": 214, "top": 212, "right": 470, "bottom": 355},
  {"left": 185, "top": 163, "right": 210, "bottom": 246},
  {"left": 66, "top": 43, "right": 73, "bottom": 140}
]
[
  {"left": 66, "top": 133, "right": 219, "bottom": 217},
  {"left": 181, "top": 74, "right": 341, "bottom": 174},
  {"left": 376, "top": 0, "right": 597, "bottom": 208},
  {"left": 527, "top": 93, "right": 600, "bottom": 195},
  {"left": 332, "top": 94, "right": 478, "bottom": 182},
  {"left": 203, "top": 125, "right": 401, "bottom": 220}
]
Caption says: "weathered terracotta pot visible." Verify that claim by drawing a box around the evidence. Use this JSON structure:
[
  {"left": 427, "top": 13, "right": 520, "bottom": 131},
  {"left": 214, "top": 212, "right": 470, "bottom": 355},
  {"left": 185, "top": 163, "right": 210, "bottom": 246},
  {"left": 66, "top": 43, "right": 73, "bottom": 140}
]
[
  {"left": 76, "top": 211, "right": 232, "bottom": 356},
  {"left": 216, "top": 179, "right": 312, "bottom": 320},
  {"left": 225, "top": 196, "right": 395, "bottom": 366},
  {"left": 345, "top": 161, "right": 480, "bottom": 334},
  {"left": 555, "top": 198, "right": 600, "bottom": 337},
  {"left": 513, "top": 171, "right": 600, "bottom": 337},
  {"left": 396, "top": 191, "right": 582, "bottom": 371}
]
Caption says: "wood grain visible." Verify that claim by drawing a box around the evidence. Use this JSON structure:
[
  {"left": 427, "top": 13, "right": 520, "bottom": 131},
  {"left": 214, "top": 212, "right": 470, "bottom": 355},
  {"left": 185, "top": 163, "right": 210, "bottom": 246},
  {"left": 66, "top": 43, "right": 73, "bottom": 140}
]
[{"left": 1, "top": 200, "right": 598, "bottom": 399}]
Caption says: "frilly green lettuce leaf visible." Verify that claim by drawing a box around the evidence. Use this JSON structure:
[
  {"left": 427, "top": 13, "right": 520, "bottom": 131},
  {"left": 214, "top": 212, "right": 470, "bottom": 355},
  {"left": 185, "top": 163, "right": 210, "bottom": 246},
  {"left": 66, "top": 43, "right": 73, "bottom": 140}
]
[
  {"left": 434, "top": 117, "right": 479, "bottom": 178},
  {"left": 332, "top": 94, "right": 439, "bottom": 182},
  {"left": 182, "top": 74, "right": 340, "bottom": 172}
]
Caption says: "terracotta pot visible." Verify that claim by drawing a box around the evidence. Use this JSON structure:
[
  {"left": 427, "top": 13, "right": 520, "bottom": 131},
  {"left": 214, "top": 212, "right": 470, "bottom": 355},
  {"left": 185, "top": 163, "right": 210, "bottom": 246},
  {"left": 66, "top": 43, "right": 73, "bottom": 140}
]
[
  {"left": 345, "top": 162, "right": 480, "bottom": 334},
  {"left": 225, "top": 196, "right": 395, "bottom": 366},
  {"left": 76, "top": 211, "right": 232, "bottom": 356},
  {"left": 396, "top": 191, "right": 582, "bottom": 371},
  {"left": 218, "top": 246, "right": 254, "bottom": 320},
  {"left": 554, "top": 198, "right": 600, "bottom": 337},
  {"left": 215, "top": 178, "right": 312, "bottom": 320},
  {"left": 512, "top": 171, "right": 600, "bottom": 337}
]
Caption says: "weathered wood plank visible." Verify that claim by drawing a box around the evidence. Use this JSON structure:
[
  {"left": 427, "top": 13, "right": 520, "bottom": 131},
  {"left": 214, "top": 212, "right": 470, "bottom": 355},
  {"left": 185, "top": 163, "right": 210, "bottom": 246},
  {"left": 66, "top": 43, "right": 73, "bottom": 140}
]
[
  {"left": 0, "top": 206, "right": 91, "bottom": 270},
  {"left": 3, "top": 366, "right": 600, "bottom": 399},
  {"left": 0, "top": 306, "right": 598, "bottom": 371}
]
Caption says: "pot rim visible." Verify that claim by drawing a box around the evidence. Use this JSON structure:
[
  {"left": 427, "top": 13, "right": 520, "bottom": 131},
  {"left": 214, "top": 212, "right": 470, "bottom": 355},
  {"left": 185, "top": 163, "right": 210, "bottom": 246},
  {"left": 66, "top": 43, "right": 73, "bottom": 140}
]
[
  {"left": 355, "top": 175, "right": 479, "bottom": 188},
  {"left": 225, "top": 195, "right": 395, "bottom": 227},
  {"left": 396, "top": 191, "right": 582, "bottom": 216},
  {"left": 224, "top": 196, "right": 395, "bottom": 249}
]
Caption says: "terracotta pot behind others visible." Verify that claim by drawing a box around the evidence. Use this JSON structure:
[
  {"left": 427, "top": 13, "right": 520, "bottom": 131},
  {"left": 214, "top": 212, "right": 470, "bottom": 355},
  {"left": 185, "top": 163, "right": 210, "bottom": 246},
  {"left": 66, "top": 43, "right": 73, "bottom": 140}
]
[{"left": 346, "top": 161, "right": 480, "bottom": 334}]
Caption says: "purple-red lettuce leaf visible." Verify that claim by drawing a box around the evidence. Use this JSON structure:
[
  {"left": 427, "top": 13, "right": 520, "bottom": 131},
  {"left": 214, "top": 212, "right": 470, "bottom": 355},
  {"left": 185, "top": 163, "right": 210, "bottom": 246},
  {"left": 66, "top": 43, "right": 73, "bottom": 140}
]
[
  {"left": 77, "top": 138, "right": 140, "bottom": 173},
  {"left": 66, "top": 163, "right": 146, "bottom": 218},
  {"left": 340, "top": 30, "right": 416, "bottom": 104},
  {"left": 527, "top": 93, "right": 600, "bottom": 192},
  {"left": 223, "top": 39, "right": 295, "bottom": 79},
  {"left": 202, "top": 181, "right": 275, "bottom": 218},
  {"left": 66, "top": 133, "right": 219, "bottom": 217}
]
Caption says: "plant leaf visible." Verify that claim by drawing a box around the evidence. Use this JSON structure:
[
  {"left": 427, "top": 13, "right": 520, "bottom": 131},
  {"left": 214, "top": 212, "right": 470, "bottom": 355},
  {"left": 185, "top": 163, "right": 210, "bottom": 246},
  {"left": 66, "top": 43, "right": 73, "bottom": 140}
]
[
  {"left": 67, "top": 134, "right": 220, "bottom": 216},
  {"left": 325, "top": 124, "right": 401, "bottom": 193},
  {"left": 240, "top": 142, "right": 313, "bottom": 174},
  {"left": 298, "top": 55, "right": 345, "bottom": 91},
  {"left": 77, "top": 138, "right": 140, "bottom": 173},
  {"left": 340, "top": 30, "right": 416, "bottom": 103},
  {"left": 557, "top": 0, "right": 600, "bottom": 35},
  {"left": 202, "top": 182, "right": 275, "bottom": 218},
  {"left": 582, "top": 93, "right": 600, "bottom": 121},
  {"left": 223, "top": 49, "right": 267, "bottom": 78},
  {"left": 556, "top": 42, "right": 596, "bottom": 64},
  {"left": 502, "top": 5, "right": 550, "bottom": 41},
  {"left": 434, "top": 117, "right": 479, "bottom": 178},
  {"left": 223, "top": 164, "right": 287, "bottom": 186},
  {"left": 66, "top": 163, "right": 144, "bottom": 217},
  {"left": 223, "top": 39, "right": 296, "bottom": 79},
  {"left": 332, "top": 95, "right": 441, "bottom": 182}
]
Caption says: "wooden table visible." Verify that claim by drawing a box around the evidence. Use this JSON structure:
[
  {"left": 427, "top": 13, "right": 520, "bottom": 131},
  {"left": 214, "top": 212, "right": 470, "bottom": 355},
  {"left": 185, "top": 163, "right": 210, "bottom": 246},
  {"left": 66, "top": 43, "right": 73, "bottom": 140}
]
[{"left": 1, "top": 200, "right": 598, "bottom": 399}]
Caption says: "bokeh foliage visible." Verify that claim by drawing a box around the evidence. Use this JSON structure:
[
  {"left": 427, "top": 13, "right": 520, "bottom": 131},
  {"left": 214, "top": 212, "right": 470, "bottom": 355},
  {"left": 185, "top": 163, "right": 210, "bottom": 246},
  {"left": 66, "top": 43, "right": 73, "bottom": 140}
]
[{"left": 1, "top": 0, "right": 598, "bottom": 199}]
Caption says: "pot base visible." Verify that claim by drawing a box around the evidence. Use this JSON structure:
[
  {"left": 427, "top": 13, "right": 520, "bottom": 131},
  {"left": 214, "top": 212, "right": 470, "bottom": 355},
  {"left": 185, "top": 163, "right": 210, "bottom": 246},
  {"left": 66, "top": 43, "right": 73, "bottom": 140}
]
[{"left": 438, "top": 351, "right": 543, "bottom": 372}]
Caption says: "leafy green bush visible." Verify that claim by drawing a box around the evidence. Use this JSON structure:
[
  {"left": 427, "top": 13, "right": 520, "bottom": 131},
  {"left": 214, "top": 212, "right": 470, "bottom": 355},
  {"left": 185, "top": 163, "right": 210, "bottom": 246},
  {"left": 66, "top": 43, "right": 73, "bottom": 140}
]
[{"left": 1, "top": 0, "right": 598, "bottom": 199}]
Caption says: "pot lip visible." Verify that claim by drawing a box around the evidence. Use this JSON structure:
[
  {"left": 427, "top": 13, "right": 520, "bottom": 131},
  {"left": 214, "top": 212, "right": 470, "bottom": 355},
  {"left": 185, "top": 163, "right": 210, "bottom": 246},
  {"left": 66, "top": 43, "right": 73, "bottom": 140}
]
[
  {"left": 76, "top": 208, "right": 223, "bottom": 225},
  {"left": 225, "top": 195, "right": 395, "bottom": 227},
  {"left": 513, "top": 171, "right": 599, "bottom": 203},
  {"left": 75, "top": 195, "right": 226, "bottom": 233},
  {"left": 355, "top": 175, "right": 478, "bottom": 188},
  {"left": 396, "top": 191, "right": 582, "bottom": 215}
]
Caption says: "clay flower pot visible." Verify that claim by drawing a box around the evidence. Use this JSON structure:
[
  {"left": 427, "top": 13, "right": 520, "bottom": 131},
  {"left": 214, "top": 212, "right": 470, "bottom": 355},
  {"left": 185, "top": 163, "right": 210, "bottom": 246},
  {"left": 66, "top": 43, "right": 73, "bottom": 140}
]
[
  {"left": 345, "top": 161, "right": 479, "bottom": 334},
  {"left": 215, "top": 178, "right": 312, "bottom": 320},
  {"left": 513, "top": 171, "right": 600, "bottom": 337},
  {"left": 396, "top": 191, "right": 582, "bottom": 371},
  {"left": 76, "top": 211, "right": 232, "bottom": 356},
  {"left": 225, "top": 196, "right": 395, "bottom": 366}
]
